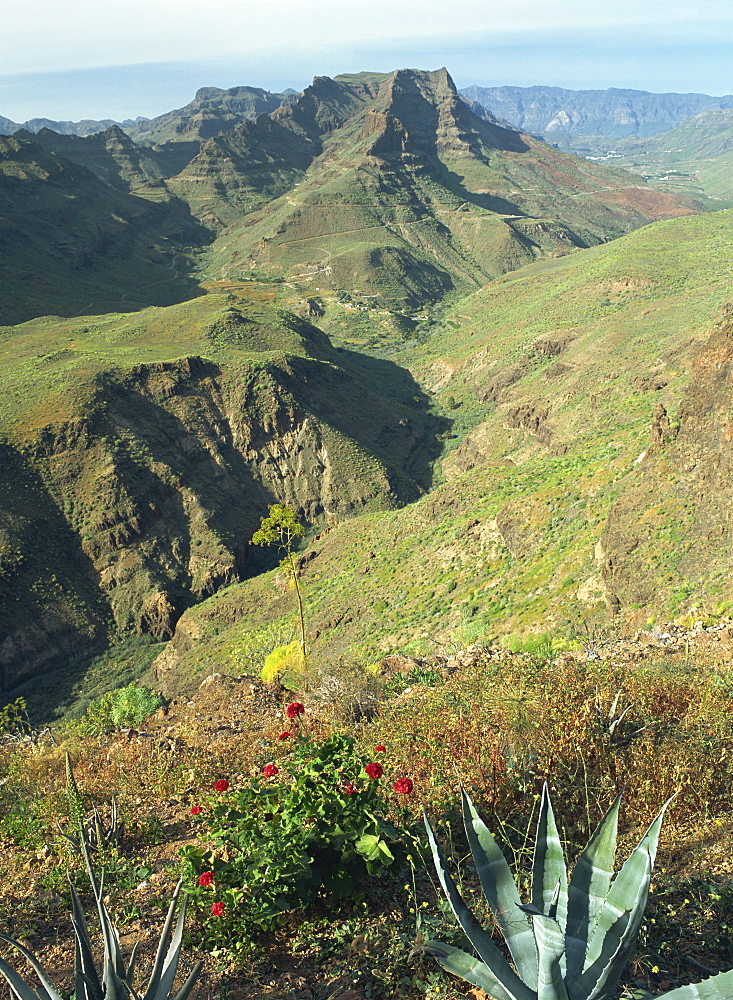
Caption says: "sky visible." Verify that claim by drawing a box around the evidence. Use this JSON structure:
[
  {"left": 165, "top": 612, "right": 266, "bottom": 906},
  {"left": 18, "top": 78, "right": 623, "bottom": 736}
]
[{"left": 1, "top": 0, "right": 732, "bottom": 123}]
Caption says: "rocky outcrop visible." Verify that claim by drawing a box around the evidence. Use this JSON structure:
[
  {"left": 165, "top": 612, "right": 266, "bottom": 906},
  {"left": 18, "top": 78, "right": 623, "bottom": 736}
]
[{"left": 0, "top": 334, "right": 438, "bottom": 691}]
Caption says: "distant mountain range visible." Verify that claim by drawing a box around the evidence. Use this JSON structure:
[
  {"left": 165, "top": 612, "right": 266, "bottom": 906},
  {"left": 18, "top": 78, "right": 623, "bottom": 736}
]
[
  {"left": 0, "top": 68, "right": 702, "bottom": 323},
  {"left": 6, "top": 82, "right": 733, "bottom": 144},
  {"left": 459, "top": 85, "right": 733, "bottom": 138}
]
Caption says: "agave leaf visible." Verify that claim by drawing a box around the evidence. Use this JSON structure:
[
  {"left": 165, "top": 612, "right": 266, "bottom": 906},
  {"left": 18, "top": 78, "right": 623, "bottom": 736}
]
[
  {"left": 564, "top": 793, "right": 621, "bottom": 982},
  {"left": 570, "top": 799, "right": 672, "bottom": 1000},
  {"left": 0, "top": 935, "right": 64, "bottom": 1000},
  {"left": 142, "top": 880, "right": 187, "bottom": 1000},
  {"left": 0, "top": 954, "right": 47, "bottom": 1000},
  {"left": 531, "top": 913, "right": 570, "bottom": 1000},
  {"left": 421, "top": 941, "right": 538, "bottom": 1000},
  {"left": 169, "top": 960, "right": 204, "bottom": 1000},
  {"left": 126, "top": 941, "right": 141, "bottom": 991},
  {"left": 531, "top": 785, "right": 568, "bottom": 931},
  {"left": 461, "top": 788, "right": 538, "bottom": 984},
  {"left": 69, "top": 882, "right": 104, "bottom": 1000},
  {"left": 424, "top": 811, "right": 536, "bottom": 1000},
  {"left": 656, "top": 970, "right": 733, "bottom": 999}
]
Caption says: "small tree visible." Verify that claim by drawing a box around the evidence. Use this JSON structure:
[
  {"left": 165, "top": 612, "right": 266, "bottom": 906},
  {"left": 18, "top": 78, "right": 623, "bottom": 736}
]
[{"left": 251, "top": 504, "right": 308, "bottom": 683}]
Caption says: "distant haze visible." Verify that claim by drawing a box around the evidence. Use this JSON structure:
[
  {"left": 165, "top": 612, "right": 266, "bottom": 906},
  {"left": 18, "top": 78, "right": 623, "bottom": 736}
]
[{"left": 1, "top": 0, "right": 732, "bottom": 122}]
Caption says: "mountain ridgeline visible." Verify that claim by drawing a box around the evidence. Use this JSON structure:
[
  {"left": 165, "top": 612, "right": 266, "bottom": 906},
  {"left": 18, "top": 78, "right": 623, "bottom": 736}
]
[
  {"left": 1, "top": 69, "right": 704, "bottom": 324},
  {"left": 460, "top": 84, "right": 733, "bottom": 139},
  {"left": 1, "top": 67, "right": 731, "bottom": 713}
]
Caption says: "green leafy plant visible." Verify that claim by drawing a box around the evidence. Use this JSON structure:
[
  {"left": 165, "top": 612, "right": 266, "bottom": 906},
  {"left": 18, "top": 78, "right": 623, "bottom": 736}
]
[
  {"left": 0, "top": 840, "right": 201, "bottom": 1000},
  {"left": 421, "top": 784, "right": 733, "bottom": 999},
  {"left": 0, "top": 697, "right": 31, "bottom": 737},
  {"left": 74, "top": 682, "right": 164, "bottom": 735},
  {"left": 182, "top": 730, "right": 416, "bottom": 949},
  {"left": 251, "top": 504, "right": 308, "bottom": 682}
]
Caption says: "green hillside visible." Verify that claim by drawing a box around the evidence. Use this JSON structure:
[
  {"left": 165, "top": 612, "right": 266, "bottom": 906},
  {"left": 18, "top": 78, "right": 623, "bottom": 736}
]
[
  {"left": 0, "top": 289, "right": 445, "bottom": 696},
  {"left": 150, "top": 209, "right": 733, "bottom": 693},
  {"left": 175, "top": 68, "right": 702, "bottom": 309},
  {"left": 551, "top": 109, "right": 733, "bottom": 202}
]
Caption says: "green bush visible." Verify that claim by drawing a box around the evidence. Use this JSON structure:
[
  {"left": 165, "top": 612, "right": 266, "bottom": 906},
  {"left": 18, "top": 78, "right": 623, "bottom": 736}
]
[
  {"left": 181, "top": 731, "right": 417, "bottom": 951},
  {"left": 75, "top": 682, "right": 164, "bottom": 735}
]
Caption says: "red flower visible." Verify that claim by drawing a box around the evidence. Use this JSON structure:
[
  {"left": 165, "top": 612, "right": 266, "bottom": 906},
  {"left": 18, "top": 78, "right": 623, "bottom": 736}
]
[
  {"left": 286, "top": 702, "right": 305, "bottom": 719},
  {"left": 365, "top": 762, "right": 383, "bottom": 780},
  {"left": 393, "top": 777, "right": 414, "bottom": 795},
  {"left": 190, "top": 805, "right": 202, "bottom": 815},
  {"left": 214, "top": 778, "right": 229, "bottom": 792},
  {"left": 211, "top": 901, "right": 225, "bottom": 916},
  {"left": 277, "top": 731, "right": 291, "bottom": 741},
  {"left": 198, "top": 871, "right": 214, "bottom": 887},
  {"left": 375, "top": 744, "right": 386, "bottom": 752},
  {"left": 263, "top": 763, "right": 279, "bottom": 777},
  {"left": 343, "top": 782, "right": 357, "bottom": 795}
]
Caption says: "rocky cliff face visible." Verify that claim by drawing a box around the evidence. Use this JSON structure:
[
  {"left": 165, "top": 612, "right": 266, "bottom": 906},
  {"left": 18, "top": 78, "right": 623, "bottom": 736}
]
[
  {"left": 0, "top": 333, "right": 436, "bottom": 691},
  {"left": 602, "top": 308, "right": 733, "bottom": 613},
  {"left": 460, "top": 85, "right": 733, "bottom": 138}
]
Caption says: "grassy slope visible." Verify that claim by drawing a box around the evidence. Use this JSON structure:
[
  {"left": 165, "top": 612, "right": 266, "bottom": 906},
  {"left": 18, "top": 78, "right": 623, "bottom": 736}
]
[
  {"left": 206, "top": 69, "right": 702, "bottom": 310},
  {"left": 156, "top": 209, "right": 733, "bottom": 689}
]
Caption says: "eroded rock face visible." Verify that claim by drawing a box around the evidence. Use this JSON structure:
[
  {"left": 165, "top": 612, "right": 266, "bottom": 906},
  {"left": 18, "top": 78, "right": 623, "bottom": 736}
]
[
  {"left": 0, "top": 349, "right": 433, "bottom": 690},
  {"left": 602, "top": 310, "right": 733, "bottom": 611}
]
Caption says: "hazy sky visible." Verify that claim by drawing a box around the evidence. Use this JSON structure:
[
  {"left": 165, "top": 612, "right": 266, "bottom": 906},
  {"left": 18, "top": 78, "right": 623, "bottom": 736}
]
[{"left": 2, "top": 0, "right": 732, "bottom": 121}]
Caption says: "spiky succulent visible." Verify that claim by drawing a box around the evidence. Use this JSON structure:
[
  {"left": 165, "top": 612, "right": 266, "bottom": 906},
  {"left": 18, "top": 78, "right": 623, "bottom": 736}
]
[
  {"left": 423, "top": 784, "right": 733, "bottom": 1000},
  {"left": 0, "top": 840, "right": 201, "bottom": 1000},
  {"left": 56, "top": 752, "right": 123, "bottom": 854}
]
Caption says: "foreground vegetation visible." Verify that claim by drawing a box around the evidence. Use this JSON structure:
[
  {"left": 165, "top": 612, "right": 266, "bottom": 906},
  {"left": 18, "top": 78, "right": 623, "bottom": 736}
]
[{"left": 2, "top": 628, "right": 733, "bottom": 999}]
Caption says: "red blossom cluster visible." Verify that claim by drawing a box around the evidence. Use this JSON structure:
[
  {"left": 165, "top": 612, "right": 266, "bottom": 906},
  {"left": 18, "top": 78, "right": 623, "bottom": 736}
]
[
  {"left": 211, "top": 901, "right": 225, "bottom": 916},
  {"left": 392, "top": 777, "right": 413, "bottom": 795},
  {"left": 343, "top": 782, "right": 357, "bottom": 795},
  {"left": 277, "top": 731, "right": 291, "bottom": 741},
  {"left": 286, "top": 701, "right": 305, "bottom": 719},
  {"left": 198, "top": 871, "right": 214, "bottom": 887},
  {"left": 375, "top": 744, "right": 386, "bottom": 752},
  {"left": 364, "top": 762, "right": 383, "bottom": 780},
  {"left": 263, "top": 763, "right": 279, "bottom": 777},
  {"left": 190, "top": 805, "right": 202, "bottom": 815},
  {"left": 214, "top": 778, "right": 229, "bottom": 792}
]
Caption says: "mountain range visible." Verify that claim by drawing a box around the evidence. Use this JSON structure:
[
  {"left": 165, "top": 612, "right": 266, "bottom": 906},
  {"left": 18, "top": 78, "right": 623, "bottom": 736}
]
[
  {"left": 462, "top": 84, "right": 733, "bottom": 139},
  {"left": 1, "top": 66, "right": 732, "bottom": 716}
]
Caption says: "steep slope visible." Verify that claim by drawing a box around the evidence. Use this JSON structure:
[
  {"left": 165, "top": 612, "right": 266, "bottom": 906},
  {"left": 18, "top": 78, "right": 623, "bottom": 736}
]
[
  {"left": 0, "top": 292, "right": 443, "bottom": 691},
  {"left": 0, "top": 134, "right": 207, "bottom": 324},
  {"left": 126, "top": 85, "right": 290, "bottom": 145},
  {"left": 167, "top": 73, "right": 385, "bottom": 225},
  {"left": 461, "top": 85, "right": 733, "bottom": 138},
  {"left": 202, "top": 68, "right": 701, "bottom": 309},
  {"left": 149, "top": 210, "right": 733, "bottom": 691},
  {"left": 15, "top": 125, "right": 174, "bottom": 192},
  {"left": 602, "top": 306, "right": 733, "bottom": 615}
]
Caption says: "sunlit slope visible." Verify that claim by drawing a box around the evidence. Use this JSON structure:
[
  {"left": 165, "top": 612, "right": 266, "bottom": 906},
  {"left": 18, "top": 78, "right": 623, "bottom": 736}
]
[
  {"left": 152, "top": 210, "right": 733, "bottom": 691},
  {"left": 197, "top": 68, "right": 701, "bottom": 308},
  {"left": 0, "top": 291, "right": 442, "bottom": 690}
]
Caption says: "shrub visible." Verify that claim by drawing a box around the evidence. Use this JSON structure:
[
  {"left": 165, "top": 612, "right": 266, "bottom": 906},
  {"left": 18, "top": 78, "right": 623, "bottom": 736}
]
[
  {"left": 181, "top": 731, "right": 417, "bottom": 951},
  {"left": 75, "top": 682, "right": 164, "bottom": 735}
]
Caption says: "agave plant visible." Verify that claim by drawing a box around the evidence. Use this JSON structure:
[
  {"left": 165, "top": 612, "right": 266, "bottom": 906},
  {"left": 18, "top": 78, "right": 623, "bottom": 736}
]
[
  {"left": 56, "top": 752, "right": 124, "bottom": 854},
  {"left": 0, "top": 839, "right": 201, "bottom": 1000},
  {"left": 422, "top": 785, "right": 733, "bottom": 1000}
]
